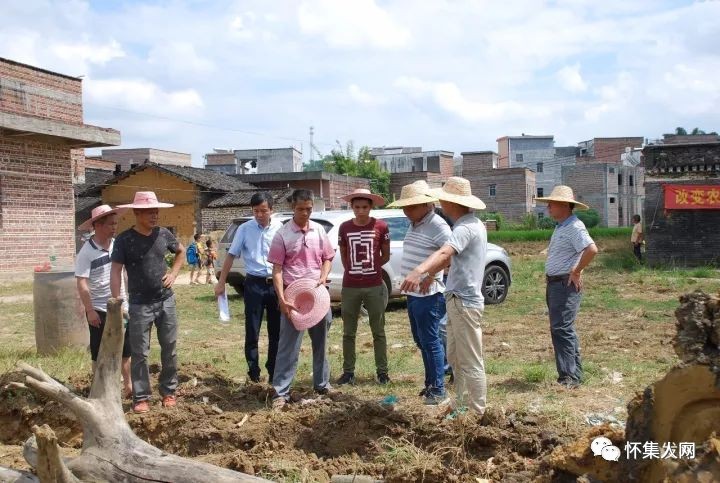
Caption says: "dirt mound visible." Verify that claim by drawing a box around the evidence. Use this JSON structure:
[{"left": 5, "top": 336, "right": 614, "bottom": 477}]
[
  {"left": 548, "top": 290, "right": 720, "bottom": 482},
  {"left": 1, "top": 364, "right": 560, "bottom": 482}
]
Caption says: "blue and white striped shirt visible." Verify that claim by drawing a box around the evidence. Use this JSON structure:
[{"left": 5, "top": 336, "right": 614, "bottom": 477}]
[
  {"left": 400, "top": 210, "right": 451, "bottom": 297},
  {"left": 545, "top": 215, "right": 594, "bottom": 276}
]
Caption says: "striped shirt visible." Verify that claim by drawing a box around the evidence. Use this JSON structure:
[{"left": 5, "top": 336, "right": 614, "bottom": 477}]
[
  {"left": 545, "top": 215, "right": 594, "bottom": 276},
  {"left": 268, "top": 219, "right": 335, "bottom": 285},
  {"left": 400, "top": 210, "right": 452, "bottom": 297},
  {"left": 75, "top": 238, "right": 126, "bottom": 312}
]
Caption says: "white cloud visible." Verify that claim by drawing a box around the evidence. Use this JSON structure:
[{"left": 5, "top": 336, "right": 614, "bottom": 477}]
[
  {"left": 394, "top": 76, "right": 554, "bottom": 122},
  {"left": 148, "top": 42, "right": 216, "bottom": 74},
  {"left": 556, "top": 64, "right": 587, "bottom": 93},
  {"left": 584, "top": 72, "right": 637, "bottom": 122},
  {"left": 51, "top": 39, "right": 125, "bottom": 66},
  {"left": 84, "top": 78, "right": 204, "bottom": 116},
  {"left": 348, "top": 84, "right": 384, "bottom": 106},
  {"left": 298, "top": 0, "right": 410, "bottom": 49}
]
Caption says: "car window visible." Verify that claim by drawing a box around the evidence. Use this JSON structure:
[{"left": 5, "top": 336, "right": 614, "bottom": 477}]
[
  {"left": 220, "top": 219, "right": 250, "bottom": 244},
  {"left": 384, "top": 217, "right": 410, "bottom": 241}
]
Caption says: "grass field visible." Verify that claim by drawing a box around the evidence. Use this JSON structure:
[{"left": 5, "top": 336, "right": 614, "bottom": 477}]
[{"left": 1, "top": 237, "right": 719, "bottom": 480}]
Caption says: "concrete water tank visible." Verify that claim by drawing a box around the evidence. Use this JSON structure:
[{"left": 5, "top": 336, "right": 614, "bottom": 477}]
[{"left": 33, "top": 270, "right": 89, "bottom": 355}]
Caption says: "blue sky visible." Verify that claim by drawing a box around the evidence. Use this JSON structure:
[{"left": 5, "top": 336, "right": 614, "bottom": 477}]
[{"left": 3, "top": 0, "right": 719, "bottom": 166}]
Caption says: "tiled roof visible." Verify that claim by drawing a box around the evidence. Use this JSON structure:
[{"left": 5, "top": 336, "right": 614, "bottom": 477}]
[
  {"left": 75, "top": 196, "right": 102, "bottom": 213},
  {"left": 207, "top": 188, "right": 294, "bottom": 208},
  {"left": 74, "top": 168, "right": 115, "bottom": 196},
  {"left": 113, "top": 162, "right": 258, "bottom": 192}
]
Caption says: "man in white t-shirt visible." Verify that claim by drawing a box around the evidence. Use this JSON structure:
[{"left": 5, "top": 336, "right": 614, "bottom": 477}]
[
  {"left": 631, "top": 215, "right": 644, "bottom": 262},
  {"left": 75, "top": 205, "right": 131, "bottom": 397}
]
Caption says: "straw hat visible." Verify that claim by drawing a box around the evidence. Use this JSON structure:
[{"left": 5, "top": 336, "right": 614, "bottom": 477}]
[
  {"left": 386, "top": 180, "right": 438, "bottom": 208},
  {"left": 78, "top": 204, "right": 127, "bottom": 231},
  {"left": 535, "top": 185, "right": 589, "bottom": 210},
  {"left": 117, "top": 191, "right": 174, "bottom": 209},
  {"left": 340, "top": 188, "right": 386, "bottom": 207},
  {"left": 284, "top": 279, "right": 331, "bottom": 330},
  {"left": 428, "top": 177, "right": 486, "bottom": 210}
]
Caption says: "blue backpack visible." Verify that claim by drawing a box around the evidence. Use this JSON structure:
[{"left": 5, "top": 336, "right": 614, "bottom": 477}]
[{"left": 186, "top": 242, "right": 198, "bottom": 264}]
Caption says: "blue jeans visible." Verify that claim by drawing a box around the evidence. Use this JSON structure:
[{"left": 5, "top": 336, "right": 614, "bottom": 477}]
[
  {"left": 546, "top": 279, "right": 583, "bottom": 383},
  {"left": 407, "top": 293, "right": 446, "bottom": 396},
  {"left": 243, "top": 276, "right": 281, "bottom": 381}
]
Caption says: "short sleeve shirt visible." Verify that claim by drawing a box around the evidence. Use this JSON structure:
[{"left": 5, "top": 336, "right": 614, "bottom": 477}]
[
  {"left": 445, "top": 214, "right": 487, "bottom": 308},
  {"left": 75, "top": 238, "right": 126, "bottom": 312},
  {"left": 267, "top": 219, "right": 335, "bottom": 286},
  {"left": 111, "top": 227, "right": 180, "bottom": 304},
  {"left": 545, "top": 215, "right": 594, "bottom": 276},
  {"left": 338, "top": 217, "right": 390, "bottom": 288},
  {"left": 400, "top": 210, "right": 452, "bottom": 297},
  {"left": 228, "top": 218, "right": 283, "bottom": 277},
  {"left": 631, "top": 223, "right": 643, "bottom": 243}
]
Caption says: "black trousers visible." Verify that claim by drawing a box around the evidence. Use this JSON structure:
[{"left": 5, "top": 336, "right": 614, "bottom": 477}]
[{"left": 243, "top": 276, "right": 281, "bottom": 380}]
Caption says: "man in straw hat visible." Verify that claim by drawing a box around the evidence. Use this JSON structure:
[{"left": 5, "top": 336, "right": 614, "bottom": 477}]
[
  {"left": 401, "top": 177, "right": 488, "bottom": 415},
  {"left": 110, "top": 191, "right": 185, "bottom": 413},
  {"left": 535, "top": 185, "right": 597, "bottom": 389},
  {"left": 336, "top": 188, "right": 391, "bottom": 386},
  {"left": 267, "top": 189, "right": 335, "bottom": 410},
  {"left": 388, "top": 180, "right": 452, "bottom": 405},
  {"left": 75, "top": 204, "right": 132, "bottom": 397}
]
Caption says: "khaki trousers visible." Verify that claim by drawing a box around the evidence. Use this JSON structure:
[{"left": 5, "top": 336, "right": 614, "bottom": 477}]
[{"left": 446, "top": 295, "right": 487, "bottom": 414}]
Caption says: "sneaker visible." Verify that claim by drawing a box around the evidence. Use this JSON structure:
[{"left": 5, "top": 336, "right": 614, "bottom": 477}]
[
  {"left": 162, "top": 395, "right": 177, "bottom": 407},
  {"left": 424, "top": 392, "right": 449, "bottom": 406},
  {"left": 558, "top": 377, "right": 580, "bottom": 389},
  {"left": 272, "top": 397, "right": 287, "bottom": 411},
  {"left": 336, "top": 372, "right": 356, "bottom": 385},
  {"left": 314, "top": 385, "right": 333, "bottom": 395},
  {"left": 133, "top": 400, "right": 150, "bottom": 413},
  {"left": 376, "top": 372, "right": 390, "bottom": 385},
  {"left": 418, "top": 387, "right": 428, "bottom": 397}
]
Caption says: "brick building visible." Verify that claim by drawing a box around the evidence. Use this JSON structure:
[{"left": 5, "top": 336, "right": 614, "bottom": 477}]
[
  {"left": 576, "top": 137, "right": 644, "bottom": 164},
  {"left": 84, "top": 155, "right": 117, "bottom": 172},
  {"left": 235, "top": 171, "right": 370, "bottom": 211},
  {"left": 0, "top": 57, "right": 120, "bottom": 272},
  {"left": 642, "top": 141, "right": 720, "bottom": 267},
  {"left": 461, "top": 151, "right": 497, "bottom": 177},
  {"left": 101, "top": 163, "right": 256, "bottom": 242},
  {"left": 201, "top": 188, "right": 294, "bottom": 232},
  {"left": 205, "top": 147, "right": 303, "bottom": 175},
  {"left": 101, "top": 148, "right": 191, "bottom": 171},
  {"left": 372, "top": 147, "right": 455, "bottom": 177},
  {"left": 467, "top": 168, "right": 536, "bottom": 223},
  {"left": 659, "top": 134, "right": 720, "bottom": 145},
  {"left": 389, "top": 171, "right": 446, "bottom": 202}
]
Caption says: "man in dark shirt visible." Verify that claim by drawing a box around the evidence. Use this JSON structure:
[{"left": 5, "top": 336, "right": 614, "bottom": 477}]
[{"left": 111, "top": 191, "right": 185, "bottom": 413}]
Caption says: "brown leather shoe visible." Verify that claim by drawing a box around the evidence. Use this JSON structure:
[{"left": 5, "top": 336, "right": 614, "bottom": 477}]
[
  {"left": 133, "top": 401, "right": 150, "bottom": 414},
  {"left": 162, "top": 395, "right": 177, "bottom": 407}
]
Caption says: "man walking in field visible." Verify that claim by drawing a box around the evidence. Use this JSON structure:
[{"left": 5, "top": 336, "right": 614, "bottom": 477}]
[
  {"left": 215, "top": 191, "right": 283, "bottom": 384},
  {"left": 336, "top": 188, "right": 391, "bottom": 386},
  {"left": 631, "top": 214, "right": 644, "bottom": 263},
  {"left": 111, "top": 191, "right": 185, "bottom": 413},
  {"left": 388, "top": 181, "right": 451, "bottom": 405},
  {"left": 401, "top": 177, "right": 488, "bottom": 415},
  {"left": 536, "top": 185, "right": 598, "bottom": 389}
]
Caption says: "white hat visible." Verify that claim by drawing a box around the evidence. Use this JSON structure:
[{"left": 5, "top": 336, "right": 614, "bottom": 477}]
[
  {"left": 386, "top": 180, "right": 438, "bottom": 208},
  {"left": 428, "top": 177, "right": 486, "bottom": 210},
  {"left": 535, "top": 185, "right": 589, "bottom": 210}
]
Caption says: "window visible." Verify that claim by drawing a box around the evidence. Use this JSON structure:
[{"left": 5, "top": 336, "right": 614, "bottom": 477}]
[
  {"left": 610, "top": 197, "right": 616, "bottom": 204},
  {"left": 426, "top": 155, "right": 440, "bottom": 173},
  {"left": 629, "top": 175, "right": 634, "bottom": 187},
  {"left": 516, "top": 153, "right": 524, "bottom": 162},
  {"left": 536, "top": 162, "right": 543, "bottom": 173},
  {"left": 537, "top": 187, "right": 544, "bottom": 197},
  {"left": 618, "top": 174, "right": 623, "bottom": 186},
  {"left": 489, "top": 184, "right": 496, "bottom": 197},
  {"left": 609, "top": 167, "right": 615, "bottom": 174},
  {"left": 383, "top": 217, "right": 411, "bottom": 241},
  {"left": 538, "top": 212, "right": 544, "bottom": 220}
]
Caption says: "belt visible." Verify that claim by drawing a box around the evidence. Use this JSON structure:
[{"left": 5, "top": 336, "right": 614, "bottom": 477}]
[
  {"left": 246, "top": 274, "right": 273, "bottom": 284},
  {"left": 546, "top": 274, "right": 569, "bottom": 283}
]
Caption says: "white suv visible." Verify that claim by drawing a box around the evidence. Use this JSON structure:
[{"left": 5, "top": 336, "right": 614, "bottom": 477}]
[{"left": 216, "top": 209, "right": 512, "bottom": 304}]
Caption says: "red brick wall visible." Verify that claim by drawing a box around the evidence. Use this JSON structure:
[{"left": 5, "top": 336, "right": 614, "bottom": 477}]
[
  {"left": 85, "top": 157, "right": 116, "bottom": 171},
  {"left": 0, "top": 138, "right": 76, "bottom": 271},
  {"left": 242, "top": 178, "right": 370, "bottom": 211},
  {"left": 0, "top": 59, "right": 83, "bottom": 124},
  {"left": 466, "top": 168, "right": 535, "bottom": 223},
  {"left": 497, "top": 137, "right": 510, "bottom": 168},
  {"left": 389, "top": 172, "right": 446, "bottom": 201},
  {"left": 462, "top": 153, "right": 497, "bottom": 177},
  {"left": 440, "top": 154, "right": 455, "bottom": 176},
  {"left": 578, "top": 137, "right": 644, "bottom": 164}
]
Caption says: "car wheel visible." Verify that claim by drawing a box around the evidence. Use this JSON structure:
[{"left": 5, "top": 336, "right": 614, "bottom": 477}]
[{"left": 483, "top": 265, "right": 509, "bottom": 304}]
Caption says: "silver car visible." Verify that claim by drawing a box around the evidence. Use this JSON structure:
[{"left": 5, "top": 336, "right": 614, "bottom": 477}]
[{"left": 216, "top": 209, "right": 512, "bottom": 304}]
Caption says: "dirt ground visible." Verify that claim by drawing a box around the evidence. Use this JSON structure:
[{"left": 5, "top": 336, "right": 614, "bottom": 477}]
[{"left": 1, "top": 240, "right": 718, "bottom": 481}]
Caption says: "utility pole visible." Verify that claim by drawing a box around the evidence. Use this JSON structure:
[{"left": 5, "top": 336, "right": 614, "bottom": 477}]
[{"left": 309, "top": 126, "right": 314, "bottom": 163}]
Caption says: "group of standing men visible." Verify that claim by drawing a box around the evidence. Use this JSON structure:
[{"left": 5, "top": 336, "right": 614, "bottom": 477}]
[{"left": 76, "top": 177, "right": 598, "bottom": 416}]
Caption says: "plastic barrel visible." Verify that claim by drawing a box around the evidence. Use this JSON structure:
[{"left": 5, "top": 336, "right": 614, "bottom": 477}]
[{"left": 33, "top": 270, "right": 89, "bottom": 355}]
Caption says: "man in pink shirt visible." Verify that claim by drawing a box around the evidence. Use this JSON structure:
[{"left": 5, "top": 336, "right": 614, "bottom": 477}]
[{"left": 268, "top": 189, "right": 335, "bottom": 409}]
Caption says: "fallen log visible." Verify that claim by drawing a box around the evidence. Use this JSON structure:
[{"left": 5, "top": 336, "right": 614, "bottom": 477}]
[{"left": 5, "top": 298, "right": 268, "bottom": 483}]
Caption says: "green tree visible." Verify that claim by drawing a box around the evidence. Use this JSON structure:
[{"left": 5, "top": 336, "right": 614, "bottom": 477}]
[
  {"left": 675, "top": 127, "right": 688, "bottom": 135},
  {"left": 576, "top": 209, "right": 600, "bottom": 228}
]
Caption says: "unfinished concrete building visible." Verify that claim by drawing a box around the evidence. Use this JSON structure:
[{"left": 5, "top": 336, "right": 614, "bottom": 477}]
[{"left": 101, "top": 148, "right": 191, "bottom": 171}]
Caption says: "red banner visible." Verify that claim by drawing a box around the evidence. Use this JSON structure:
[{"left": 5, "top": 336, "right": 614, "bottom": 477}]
[{"left": 664, "top": 184, "right": 720, "bottom": 210}]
